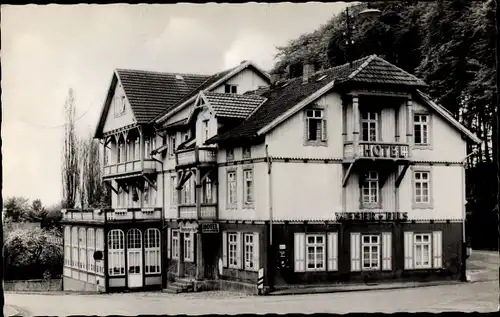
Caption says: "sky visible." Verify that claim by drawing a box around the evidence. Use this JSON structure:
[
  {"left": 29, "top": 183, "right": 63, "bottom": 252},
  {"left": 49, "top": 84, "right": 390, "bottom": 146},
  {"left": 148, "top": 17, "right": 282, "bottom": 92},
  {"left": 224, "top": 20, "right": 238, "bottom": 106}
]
[{"left": 2, "top": 3, "right": 350, "bottom": 207}]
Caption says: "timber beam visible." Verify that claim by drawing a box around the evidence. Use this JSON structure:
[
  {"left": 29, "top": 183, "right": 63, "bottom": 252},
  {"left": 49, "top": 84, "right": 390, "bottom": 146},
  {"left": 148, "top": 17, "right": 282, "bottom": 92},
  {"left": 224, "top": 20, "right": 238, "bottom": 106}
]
[
  {"left": 142, "top": 174, "right": 157, "bottom": 191},
  {"left": 104, "top": 181, "right": 118, "bottom": 194},
  {"left": 342, "top": 161, "right": 356, "bottom": 187},
  {"left": 395, "top": 162, "right": 411, "bottom": 188}
]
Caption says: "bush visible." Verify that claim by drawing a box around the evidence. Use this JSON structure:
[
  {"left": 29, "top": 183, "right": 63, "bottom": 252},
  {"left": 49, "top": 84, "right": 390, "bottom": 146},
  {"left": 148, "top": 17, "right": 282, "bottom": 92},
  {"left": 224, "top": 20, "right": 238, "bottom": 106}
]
[{"left": 4, "top": 228, "right": 63, "bottom": 280}]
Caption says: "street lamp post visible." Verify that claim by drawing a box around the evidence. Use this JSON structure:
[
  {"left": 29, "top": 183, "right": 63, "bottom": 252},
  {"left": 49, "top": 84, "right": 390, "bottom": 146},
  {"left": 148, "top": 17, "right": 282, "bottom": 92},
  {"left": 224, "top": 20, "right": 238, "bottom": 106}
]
[{"left": 461, "top": 148, "right": 478, "bottom": 282}]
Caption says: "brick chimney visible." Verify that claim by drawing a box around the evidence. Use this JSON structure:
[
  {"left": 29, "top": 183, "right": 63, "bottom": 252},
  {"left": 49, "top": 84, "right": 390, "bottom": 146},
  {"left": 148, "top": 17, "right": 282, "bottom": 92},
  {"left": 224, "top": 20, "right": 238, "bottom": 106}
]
[{"left": 302, "top": 63, "right": 315, "bottom": 83}]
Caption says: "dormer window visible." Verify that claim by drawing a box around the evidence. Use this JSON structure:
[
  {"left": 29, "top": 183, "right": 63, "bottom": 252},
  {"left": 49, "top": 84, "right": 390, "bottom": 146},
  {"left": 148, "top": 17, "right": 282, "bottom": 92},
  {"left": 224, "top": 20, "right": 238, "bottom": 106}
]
[{"left": 224, "top": 84, "right": 237, "bottom": 94}]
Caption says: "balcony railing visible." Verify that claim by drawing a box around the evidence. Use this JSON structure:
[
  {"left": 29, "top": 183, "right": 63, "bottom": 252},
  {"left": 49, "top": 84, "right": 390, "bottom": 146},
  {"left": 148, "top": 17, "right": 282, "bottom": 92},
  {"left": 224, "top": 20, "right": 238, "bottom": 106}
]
[
  {"left": 344, "top": 141, "right": 411, "bottom": 161},
  {"left": 61, "top": 207, "right": 162, "bottom": 223},
  {"left": 103, "top": 159, "right": 157, "bottom": 178},
  {"left": 178, "top": 203, "right": 217, "bottom": 220},
  {"left": 176, "top": 147, "right": 217, "bottom": 168},
  {"left": 335, "top": 210, "right": 409, "bottom": 222}
]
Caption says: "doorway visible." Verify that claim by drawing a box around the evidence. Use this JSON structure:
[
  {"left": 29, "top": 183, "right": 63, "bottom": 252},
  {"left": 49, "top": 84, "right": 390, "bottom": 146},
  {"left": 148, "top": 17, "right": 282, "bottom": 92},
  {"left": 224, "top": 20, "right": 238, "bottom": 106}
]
[{"left": 127, "top": 228, "right": 143, "bottom": 288}]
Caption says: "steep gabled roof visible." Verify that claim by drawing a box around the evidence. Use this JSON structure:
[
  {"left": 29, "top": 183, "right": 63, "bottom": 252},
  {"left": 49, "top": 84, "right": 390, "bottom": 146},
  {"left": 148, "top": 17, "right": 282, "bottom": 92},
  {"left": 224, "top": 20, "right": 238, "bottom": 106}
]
[
  {"left": 203, "top": 92, "right": 267, "bottom": 119},
  {"left": 153, "top": 61, "right": 271, "bottom": 124},
  {"left": 116, "top": 69, "right": 209, "bottom": 123}
]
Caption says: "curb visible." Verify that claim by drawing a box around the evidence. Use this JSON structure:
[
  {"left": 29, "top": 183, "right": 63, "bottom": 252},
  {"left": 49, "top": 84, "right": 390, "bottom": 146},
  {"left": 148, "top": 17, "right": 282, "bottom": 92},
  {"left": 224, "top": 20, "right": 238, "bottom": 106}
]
[{"left": 268, "top": 280, "right": 467, "bottom": 296}]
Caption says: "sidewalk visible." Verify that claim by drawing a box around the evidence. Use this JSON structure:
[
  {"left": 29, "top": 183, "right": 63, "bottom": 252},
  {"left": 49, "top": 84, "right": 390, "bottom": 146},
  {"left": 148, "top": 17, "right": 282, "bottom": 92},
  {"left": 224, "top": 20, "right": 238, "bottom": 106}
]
[{"left": 4, "top": 305, "right": 23, "bottom": 317}]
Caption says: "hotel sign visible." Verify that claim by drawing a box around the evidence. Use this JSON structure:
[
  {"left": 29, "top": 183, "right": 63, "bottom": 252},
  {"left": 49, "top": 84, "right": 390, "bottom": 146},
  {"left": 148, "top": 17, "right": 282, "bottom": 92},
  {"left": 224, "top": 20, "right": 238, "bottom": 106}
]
[
  {"left": 360, "top": 143, "right": 409, "bottom": 159},
  {"left": 200, "top": 223, "right": 219, "bottom": 234},
  {"left": 179, "top": 222, "right": 198, "bottom": 233},
  {"left": 336, "top": 211, "right": 408, "bottom": 222}
]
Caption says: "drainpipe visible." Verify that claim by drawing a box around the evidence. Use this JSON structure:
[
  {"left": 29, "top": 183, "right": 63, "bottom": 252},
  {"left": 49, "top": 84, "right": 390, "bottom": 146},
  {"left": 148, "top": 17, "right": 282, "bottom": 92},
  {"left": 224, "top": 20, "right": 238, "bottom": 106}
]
[
  {"left": 460, "top": 148, "right": 478, "bottom": 282},
  {"left": 265, "top": 144, "right": 273, "bottom": 246}
]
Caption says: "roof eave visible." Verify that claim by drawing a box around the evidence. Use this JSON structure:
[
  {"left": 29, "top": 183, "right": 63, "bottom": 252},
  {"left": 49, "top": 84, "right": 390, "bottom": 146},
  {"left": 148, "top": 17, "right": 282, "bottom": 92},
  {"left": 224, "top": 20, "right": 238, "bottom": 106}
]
[{"left": 94, "top": 72, "right": 119, "bottom": 139}]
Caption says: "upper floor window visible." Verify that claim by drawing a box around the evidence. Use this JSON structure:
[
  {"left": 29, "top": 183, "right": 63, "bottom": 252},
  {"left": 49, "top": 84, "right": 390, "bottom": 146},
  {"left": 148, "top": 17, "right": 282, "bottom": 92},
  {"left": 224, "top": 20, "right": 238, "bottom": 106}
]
[
  {"left": 118, "top": 141, "right": 124, "bottom": 163},
  {"left": 224, "top": 84, "right": 237, "bottom": 94},
  {"left": 143, "top": 181, "right": 150, "bottom": 206},
  {"left": 127, "top": 139, "right": 134, "bottom": 161},
  {"left": 361, "top": 111, "right": 378, "bottom": 142},
  {"left": 134, "top": 139, "right": 140, "bottom": 160},
  {"left": 181, "top": 179, "right": 192, "bottom": 204},
  {"left": 242, "top": 147, "right": 251, "bottom": 160},
  {"left": 226, "top": 148, "right": 234, "bottom": 161},
  {"left": 114, "top": 96, "right": 126, "bottom": 117},
  {"left": 414, "top": 171, "right": 431, "bottom": 205},
  {"left": 144, "top": 139, "right": 150, "bottom": 158},
  {"left": 414, "top": 114, "right": 430, "bottom": 145},
  {"left": 227, "top": 171, "right": 237, "bottom": 206},
  {"left": 170, "top": 176, "right": 178, "bottom": 205},
  {"left": 305, "top": 109, "right": 327, "bottom": 142},
  {"left": 169, "top": 135, "right": 176, "bottom": 157},
  {"left": 203, "top": 120, "right": 210, "bottom": 142},
  {"left": 361, "top": 171, "right": 379, "bottom": 207},
  {"left": 243, "top": 169, "right": 253, "bottom": 205},
  {"left": 203, "top": 177, "right": 213, "bottom": 203}
]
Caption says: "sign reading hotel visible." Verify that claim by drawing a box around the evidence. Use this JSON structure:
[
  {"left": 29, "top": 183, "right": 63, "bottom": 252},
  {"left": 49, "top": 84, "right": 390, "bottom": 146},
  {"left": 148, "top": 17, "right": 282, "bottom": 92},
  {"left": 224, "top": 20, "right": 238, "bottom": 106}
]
[
  {"left": 360, "top": 143, "right": 409, "bottom": 159},
  {"left": 336, "top": 211, "right": 408, "bottom": 222},
  {"left": 200, "top": 223, "right": 219, "bottom": 234}
]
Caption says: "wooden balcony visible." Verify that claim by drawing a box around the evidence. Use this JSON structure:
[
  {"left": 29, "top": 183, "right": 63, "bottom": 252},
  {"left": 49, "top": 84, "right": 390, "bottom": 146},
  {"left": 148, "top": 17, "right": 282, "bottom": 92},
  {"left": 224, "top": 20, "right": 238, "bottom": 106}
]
[
  {"left": 61, "top": 207, "right": 162, "bottom": 223},
  {"left": 343, "top": 141, "right": 411, "bottom": 162},
  {"left": 102, "top": 159, "right": 157, "bottom": 179},
  {"left": 335, "top": 210, "right": 409, "bottom": 222},
  {"left": 175, "top": 147, "right": 217, "bottom": 169},
  {"left": 178, "top": 203, "right": 217, "bottom": 220}
]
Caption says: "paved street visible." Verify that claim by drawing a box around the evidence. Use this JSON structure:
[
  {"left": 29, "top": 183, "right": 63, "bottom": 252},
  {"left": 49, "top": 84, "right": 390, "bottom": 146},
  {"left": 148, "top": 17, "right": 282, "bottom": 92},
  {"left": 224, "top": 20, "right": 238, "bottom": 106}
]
[{"left": 5, "top": 251, "right": 499, "bottom": 316}]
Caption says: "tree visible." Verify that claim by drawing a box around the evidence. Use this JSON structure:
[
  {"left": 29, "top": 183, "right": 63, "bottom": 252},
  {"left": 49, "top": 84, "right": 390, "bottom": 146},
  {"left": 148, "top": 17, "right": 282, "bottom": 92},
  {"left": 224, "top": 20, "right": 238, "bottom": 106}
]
[
  {"left": 3, "top": 196, "right": 30, "bottom": 222},
  {"left": 79, "top": 134, "right": 110, "bottom": 208},
  {"left": 61, "top": 88, "right": 80, "bottom": 209}
]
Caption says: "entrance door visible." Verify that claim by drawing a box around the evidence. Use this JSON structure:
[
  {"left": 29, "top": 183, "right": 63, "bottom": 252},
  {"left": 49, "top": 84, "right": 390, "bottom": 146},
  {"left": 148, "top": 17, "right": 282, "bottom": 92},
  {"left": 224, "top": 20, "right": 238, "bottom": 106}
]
[{"left": 127, "top": 229, "right": 143, "bottom": 288}]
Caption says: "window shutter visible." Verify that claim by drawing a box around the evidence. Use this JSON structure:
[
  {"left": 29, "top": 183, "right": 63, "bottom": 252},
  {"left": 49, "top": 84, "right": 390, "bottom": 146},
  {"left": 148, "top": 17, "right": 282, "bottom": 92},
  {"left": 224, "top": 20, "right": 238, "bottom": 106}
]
[
  {"left": 167, "top": 228, "right": 171, "bottom": 259},
  {"left": 404, "top": 231, "right": 414, "bottom": 270},
  {"left": 350, "top": 232, "right": 361, "bottom": 272},
  {"left": 327, "top": 232, "right": 338, "bottom": 271},
  {"left": 253, "top": 232, "right": 260, "bottom": 272},
  {"left": 321, "top": 119, "right": 328, "bottom": 141},
  {"left": 382, "top": 232, "right": 392, "bottom": 271},
  {"left": 294, "top": 233, "right": 305, "bottom": 272},
  {"left": 305, "top": 118, "right": 310, "bottom": 141},
  {"left": 236, "top": 232, "right": 243, "bottom": 270},
  {"left": 190, "top": 233, "right": 196, "bottom": 262},
  {"left": 432, "top": 231, "right": 442, "bottom": 268},
  {"left": 222, "top": 231, "right": 228, "bottom": 268}
]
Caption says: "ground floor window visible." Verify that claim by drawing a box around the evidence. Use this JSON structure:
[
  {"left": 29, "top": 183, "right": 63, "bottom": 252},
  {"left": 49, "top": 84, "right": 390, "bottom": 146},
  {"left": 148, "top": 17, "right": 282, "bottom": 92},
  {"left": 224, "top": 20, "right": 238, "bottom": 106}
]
[
  {"left": 362, "top": 235, "right": 380, "bottom": 270},
  {"left": 87, "top": 229, "right": 95, "bottom": 272},
  {"left": 95, "top": 229, "right": 104, "bottom": 274},
  {"left": 294, "top": 232, "right": 338, "bottom": 273},
  {"left": 244, "top": 234, "right": 254, "bottom": 270},
  {"left": 64, "top": 226, "right": 71, "bottom": 267},
  {"left": 414, "top": 233, "right": 431, "bottom": 268},
  {"left": 183, "top": 233, "right": 194, "bottom": 262},
  {"left": 222, "top": 231, "right": 259, "bottom": 271},
  {"left": 227, "top": 233, "right": 240, "bottom": 269},
  {"left": 404, "top": 231, "right": 441, "bottom": 270},
  {"left": 145, "top": 228, "right": 161, "bottom": 274},
  {"left": 108, "top": 229, "right": 125, "bottom": 276},
  {"left": 306, "top": 234, "right": 325, "bottom": 271},
  {"left": 172, "top": 230, "right": 180, "bottom": 259}
]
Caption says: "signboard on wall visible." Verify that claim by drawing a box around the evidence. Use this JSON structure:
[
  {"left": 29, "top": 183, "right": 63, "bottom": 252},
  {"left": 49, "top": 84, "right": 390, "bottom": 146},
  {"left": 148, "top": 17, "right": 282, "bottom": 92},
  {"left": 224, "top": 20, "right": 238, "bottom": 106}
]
[
  {"left": 200, "top": 223, "right": 219, "bottom": 233},
  {"left": 336, "top": 211, "right": 408, "bottom": 222},
  {"left": 179, "top": 222, "right": 199, "bottom": 233},
  {"left": 360, "top": 143, "right": 409, "bottom": 159}
]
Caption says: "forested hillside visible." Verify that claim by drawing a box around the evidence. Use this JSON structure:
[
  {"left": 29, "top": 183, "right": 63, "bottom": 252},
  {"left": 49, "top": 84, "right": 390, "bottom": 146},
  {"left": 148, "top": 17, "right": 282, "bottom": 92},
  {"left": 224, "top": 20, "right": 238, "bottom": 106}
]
[{"left": 271, "top": 0, "right": 498, "bottom": 250}]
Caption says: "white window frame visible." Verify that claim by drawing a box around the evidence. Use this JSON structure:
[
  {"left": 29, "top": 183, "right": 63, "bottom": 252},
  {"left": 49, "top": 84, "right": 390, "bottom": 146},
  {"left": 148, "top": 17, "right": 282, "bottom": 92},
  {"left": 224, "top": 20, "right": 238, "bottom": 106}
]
[
  {"left": 225, "top": 84, "right": 238, "bottom": 94},
  {"left": 227, "top": 233, "right": 239, "bottom": 269},
  {"left": 305, "top": 109, "right": 326, "bottom": 142},
  {"left": 361, "top": 234, "right": 380, "bottom": 271},
  {"left": 172, "top": 230, "right": 180, "bottom": 259},
  {"left": 243, "top": 169, "right": 253, "bottom": 205},
  {"left": 86, "top": 229, "right": 95, "bottom": 273},
  {"left": 108, "top": 229, "right": 125, "bottom": 276},
  {"left": 226, "top": 148, "right": 234, "bottom": 161},
  {"left": 305, "top": 234, "right": 326, "bottom": 271},
  {"left": 95, "top": 229, "right": 104, "bottom": 274},
  {"left": 115, "top": 96, "right": 126, "bottom": 117},
  {"left": 227, "top": 171, "right": 237, "bottom": 206},
  {"left": 169, "top": 135, "right": 176, "bottom": 158},
  {"left": 244, "top": 233, "right": 254, "bottom": 270},
  {"left": 170, "top": 176, "right": 177, "bottom": 205},
  {"left": 414, "top": 171, "right": 431, "bottom": 205},
  {"left": 64, "top": 226, "right": 71, "bottom": 267},
  {"left": 143, "top": 181, "right": 150, "bottom": 207},
  {"left": 71, "top": 227, "right": 78, "bottom": 268},
  {"left": 361, "top": 171, "right": 379, "bottom": 207},
  {"left": 183, "top": 232, "right": 194, "bottom": 262},
  {"left": 203, "top": 177, "right": 213, "bottom": 203},
  {"left": 361, "top": 111, "right": 379, "bottom": 142},
  {"left": 145, "top": 228, "right": 161, "bottom": 275},
  {"left": 78, "top": 228, "right": 87, "bottom": 271},
  {"left": 414, "top": 114, "right": 430, "bottom": 146},
  {"left": 203, "top": 120, "right": 210, "bottom": 142},
  {"left": 414, "top": 233, "right": 432, "bottom": 269},
  {"left": 242, "top": 147, "right": 251, "bottom": 159},
  {"left": 181, "top": 178, "right": 192, "bottom": 205}
]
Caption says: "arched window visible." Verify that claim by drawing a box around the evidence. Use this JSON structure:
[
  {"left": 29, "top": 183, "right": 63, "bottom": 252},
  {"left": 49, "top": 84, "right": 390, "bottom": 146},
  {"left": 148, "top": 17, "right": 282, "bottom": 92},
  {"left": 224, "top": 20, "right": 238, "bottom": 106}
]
[
  {"left": 87, "top": 229, "right": 95, "bottom": 273},
  {"left": 95, "top": 229, "right": 104, "bottom": 274},
  {"left": 64, "top": 226, "right": 71, "bottom": 267},
  {"left": 108, "top": 229, "right": 125, "bottom": 276},
  {"left": 127, "top": 229, "right": 142, "bottom": 249},
  {"left": 145, "top": 228, "right": 161, "bottom": 274},
  {"left": 71, "top": 227, "right": 78, "bottom": 268},
  {"left": 79, "top": 228, "right": 87, "bottom": 270}
]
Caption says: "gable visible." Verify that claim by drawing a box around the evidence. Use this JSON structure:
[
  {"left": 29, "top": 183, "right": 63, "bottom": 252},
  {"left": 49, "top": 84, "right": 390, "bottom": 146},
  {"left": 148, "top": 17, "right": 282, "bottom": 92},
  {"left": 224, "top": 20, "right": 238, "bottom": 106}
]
[
  {"left": 213, "top": 67, "right": 269, "bottom": 95},
  {"left": 102, "top": 81, "right": 137, "bottom": 134}
]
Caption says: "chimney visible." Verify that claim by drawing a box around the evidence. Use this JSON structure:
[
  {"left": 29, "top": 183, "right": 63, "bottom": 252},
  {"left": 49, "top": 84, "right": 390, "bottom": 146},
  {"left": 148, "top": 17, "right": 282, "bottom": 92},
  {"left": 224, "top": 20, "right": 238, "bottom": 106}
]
[
  {"left": 270, "top": 73, "right": 281, "bottom": 85},
  {"left": 303, "top": 63, "right": 315, "bottom": 83}
]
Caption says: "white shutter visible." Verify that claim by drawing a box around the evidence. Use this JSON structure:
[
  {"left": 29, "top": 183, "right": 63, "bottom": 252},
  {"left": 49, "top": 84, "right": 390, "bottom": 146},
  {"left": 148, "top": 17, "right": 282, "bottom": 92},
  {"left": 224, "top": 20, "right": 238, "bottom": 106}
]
[
  {"left": 350, "top": 232, "right": 361, "bottom": 272},
  {"left": 404, "top": 231, "right": 414, "bottom": 270},
  {"left": 321, "top": 119, "right": 328, "bottom": 141},
  {"left": 382, "top": 232, "right": 392, "bottom": 271},
  {"left": 432, "top": 231, "right": 442, "bottom": 268},
  {"left": 222, "top": 231, "right": 228, "bottom": 268},
  {"left": 167, "top": 228, "right": 171, "bottom": 259},
  {"left": 327, "top": 232, "right": 338, "bottom": 271},
  {"left": 236, "top": 232, "right": 243, "bottom": 270},
  {"left": 294, "top": 233, "right": 305, "bottom": 272},
  {"left": 253, "top": 232, "right": 260, "bottom": 272}
]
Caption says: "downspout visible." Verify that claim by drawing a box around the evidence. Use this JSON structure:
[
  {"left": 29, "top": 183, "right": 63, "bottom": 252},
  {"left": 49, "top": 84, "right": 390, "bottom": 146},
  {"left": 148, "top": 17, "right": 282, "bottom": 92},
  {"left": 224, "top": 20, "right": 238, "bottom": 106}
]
[
  {"left": 265, "top": 144, "right": 273, "bottom": 245},
  {"left": 150, "top": 153, "right": 166, "bottom": 288}
]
